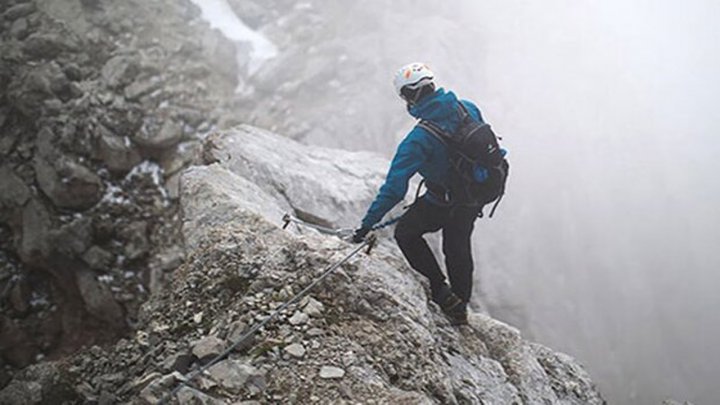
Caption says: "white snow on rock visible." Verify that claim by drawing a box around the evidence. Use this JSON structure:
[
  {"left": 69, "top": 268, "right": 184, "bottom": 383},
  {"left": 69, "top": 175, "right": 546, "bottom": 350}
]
[{"left": 189, "top": 0, "right": 277, "bottom": 75}]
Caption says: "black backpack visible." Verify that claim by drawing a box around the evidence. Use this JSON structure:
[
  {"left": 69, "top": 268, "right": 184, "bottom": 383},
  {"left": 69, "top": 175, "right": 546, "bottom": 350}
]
[{"left": 418, "top": 102, "right": 509, "bottom": 217}]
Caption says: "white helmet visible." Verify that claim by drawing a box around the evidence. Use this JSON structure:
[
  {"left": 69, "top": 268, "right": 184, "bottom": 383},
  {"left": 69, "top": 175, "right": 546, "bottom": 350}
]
[{"left": 393, "top": 63, "right": 435, "bottom": 104}]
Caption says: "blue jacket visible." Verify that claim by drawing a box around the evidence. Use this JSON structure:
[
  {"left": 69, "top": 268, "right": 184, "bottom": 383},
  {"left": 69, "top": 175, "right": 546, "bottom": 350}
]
[{"left": 361, "top": 88, "right": 484, "bottom": 228}]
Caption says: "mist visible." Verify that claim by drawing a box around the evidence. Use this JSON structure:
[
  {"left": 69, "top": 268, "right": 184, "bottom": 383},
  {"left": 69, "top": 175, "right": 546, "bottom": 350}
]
[
  {"left": 463, "top": 2, "right": 720, "bottom": 404},
  {"left": 220, "top": 1, "right": 720, "bottom": 403}
]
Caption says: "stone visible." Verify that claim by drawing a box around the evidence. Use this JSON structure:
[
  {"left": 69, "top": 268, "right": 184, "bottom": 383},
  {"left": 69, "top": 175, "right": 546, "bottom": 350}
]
[
  {"left": 19, "top": 199, "right": 52, "bottom": 266},
  {"left": 160, "top": 141, "right": 202, "bottom": 177},
  {"left": 288, "top": 311, "right": 309, "bottom": 326},
  {"left": 161, "top": 352, "right": 192, "bottom": 374},
  {"left": 9, "top": 62, "right": 69, "bottom": 117},
  {"left": 201, "top": 126, "right": 394, "bottom": 228},
  {"left": 9, "top": 278, "right": 31, "bottom": 315},
  {"left": 319, "top": 366, "right": 345, "bottom": 379},
  {"left": 101, "top": 55, "right": 139, "bottom": 88},
  {"left": 124, "top": 76, "right": 162, "bottom": 100},
  {"left": 191, "top": 336, "right": 225, "bottom": 360},
  {"left": 135, "top": 119, "right": 183, "bottom": 150},
  {"left": 3, "top": 3, "right": 36, "bottom": 20},
  {"left": 176, "top": 386, "right": 224, "bottom": 405},
  {"left": 341, "top": 351, "right": 356, "bottom": 367},
  {"left": 50, "top": 216, "right": 93, "bottom": 257},
  {"left": 180, "top": 165, "right": 288, "bottom": 250},
  {"left": 138, "top": 373, "right": 179, "bottom": 404},
  {"left": 82, "top": 245, "right": 114, "bottom": 271},
  {"left": 95, "top": 125, "right": 141, "bottom": 174},
  {"left": 34, "top": 155, "right": 104, "bottom": 210},
  {"left": 0, "top": 362, "right": 79, "bottom": 403},
  {"left": 0, "top": 166, "right": 30, "bottom": 209},
  {"left": 22, "top": 33, "right": 77, "bottom": 60},
  {"left": 284, "top": 343, "right": 305, "bottom": 358},
  {"left": 10, "top": 17, "right": 29, "bottom": 40},
  {"left": 120, "top": 221, "right": 149, "bottom": 261},
  {"left": 307, "top": 328, "right": 324, "bottom": 337},
  {"left": 205, "top": 359, "right": 265, "bottom": 395},
  {"left": 302, "top": 297, "right": 324, "bottom": 317},
  {"left": 150, "top": 246, "right": 185, "bottom": 272},
  {"left": 76, "top": 270, "right": 125, "bottom": 328}
]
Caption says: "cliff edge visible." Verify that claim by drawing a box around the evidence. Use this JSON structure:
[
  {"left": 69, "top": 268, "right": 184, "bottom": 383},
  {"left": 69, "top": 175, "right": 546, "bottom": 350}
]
[{"left": 0, "top": 125, "right": 604, "bottom": 404}]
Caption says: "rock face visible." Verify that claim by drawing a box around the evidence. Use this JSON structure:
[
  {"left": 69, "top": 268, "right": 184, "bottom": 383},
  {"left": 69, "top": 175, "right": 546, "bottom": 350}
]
[
  {"left": 201, "top": 125, "right": 393, "bottom": 228},
  {"left": 0, "top": 125, "right": 605, "bottom": 404},
  {"left": 227, "top": 1, "right": 487, "bottom": 153},
  {"left": 0, "top": 0, "right": 240, "bottom": 376}
]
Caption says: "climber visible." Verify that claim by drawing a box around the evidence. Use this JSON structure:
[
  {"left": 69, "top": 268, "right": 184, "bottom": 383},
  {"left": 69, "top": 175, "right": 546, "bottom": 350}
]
[{"left": 352, "top": 63, "right": 508, "bottom": 325}]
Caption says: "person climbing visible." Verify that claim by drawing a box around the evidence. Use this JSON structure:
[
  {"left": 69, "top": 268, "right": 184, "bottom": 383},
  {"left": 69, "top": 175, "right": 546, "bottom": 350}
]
[{"left": 352, "top": 63, "right": 508, "bottom": 325}]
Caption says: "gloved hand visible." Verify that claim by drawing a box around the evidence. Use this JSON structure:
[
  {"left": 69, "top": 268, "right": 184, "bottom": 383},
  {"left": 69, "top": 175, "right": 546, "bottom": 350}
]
[{"left": 351, "top": 226, "right": 370, "bottom": 243}]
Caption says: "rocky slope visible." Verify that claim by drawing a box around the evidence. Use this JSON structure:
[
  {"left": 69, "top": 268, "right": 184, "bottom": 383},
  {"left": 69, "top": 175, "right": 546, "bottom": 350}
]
[
  {"left": 226, "top": 0, "right": 488, "bottom": 152},
  {"left": 0, "top": 126, "right": 604, "bottom": 404},
  {"left": 0, "top": 0, "right": 240, "bottom": 376}
]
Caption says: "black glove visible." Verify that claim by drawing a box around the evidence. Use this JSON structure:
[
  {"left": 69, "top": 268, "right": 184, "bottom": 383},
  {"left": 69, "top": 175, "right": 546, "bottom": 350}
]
[{"left": 351, "top": 226, "right": 370, "bottom": 243}]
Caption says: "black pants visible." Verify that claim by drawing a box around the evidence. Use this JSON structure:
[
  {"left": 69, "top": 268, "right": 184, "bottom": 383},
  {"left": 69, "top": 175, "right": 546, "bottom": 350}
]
[{"left": 394, "top": 198, "right": 481, "bottom": 305}]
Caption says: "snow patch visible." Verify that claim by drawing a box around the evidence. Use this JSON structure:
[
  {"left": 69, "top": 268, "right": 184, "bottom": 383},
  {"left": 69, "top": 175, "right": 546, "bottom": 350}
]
[
  {"left": 101, "top": 184, "right": 131, "bottom": 205},
  {"left": 189, "top": 0, "right": 278, "bottom": 76},
  {"left": 126, "top": 160, "right": 170, "bottom": 204}
]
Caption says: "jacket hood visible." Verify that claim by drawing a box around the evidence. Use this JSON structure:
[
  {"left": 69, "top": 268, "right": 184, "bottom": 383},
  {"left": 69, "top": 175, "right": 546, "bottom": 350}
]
[{"left": 408, "top": 88, "right": 460, "bottom": 128}]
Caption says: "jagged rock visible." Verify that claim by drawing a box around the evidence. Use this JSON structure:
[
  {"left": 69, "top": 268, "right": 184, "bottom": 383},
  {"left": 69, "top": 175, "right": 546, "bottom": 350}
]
[
  {"left": 0, "top": 362, "right": 79, "bottom": 404},
  {"left": 307, "top": 327, "right": 324, "bottom": 337},
  {"left": 319, "top": 366, "right": 345, "bottom": 379},
  {"left": 149, "top": 246, "right": 185, "bottom": 272},
  {"left": 191, "top": 336, "right": 225, "bottom": 360},
  {"left": 95, "top": 124, "right": 142, "bottom": 174},
  {"left": 101, "top": 55, "right": 139, "bottom": 88},
  {"left": 22, "top": 33, "right": 78, "bottom": 60},
  {"left": 50, "top": 216, "right": 93, "bottom": 257},
  {"left": 76, "top": 269, "right": 124, "bottom": 328},
  {"left": 34, "top": 155, "right": 104, "bottom": 210},
  {"left": 8, "top": 62, "right": 70, "bottom": 117},
  {"left": 288, "top": 311, "right": 309, "bottom": 326},
  {"left": 18, "top": 199, "right": 52, "bottom": 266},
  {"left": 160, "top": 141, "right": 202, "bottom": 177},
  {"left": 202, "top": 126, "right": 397, "bottom": 228},
  {"left": 161, "top": 352, "right": 192, "bottom": 374},
  {"left": 3, "top": 3, "right": 36, "bottom": 21},
  {"left": 0, "top": 166, "right": 30, "bottom": 214},
  {"left": 284, "top": 343, "right": 305, "bottom": 358},
  {"left": 82, "top": 245, "right": 114, "bottom": 271},
  {"left": 180, "top": 165, "right": 287, "bottom": 250},
  {"left": 0, "top": 0, "right": 243, "bottom": 382},
  {"left": 176, "top": 386, "right": 224, "bottom": 405},
  {"left": 120, "top": 221, "right": 149, "bottom": 261},
  {"left": 138, "top": 372, "right": 181, "bottom": 405},
  {"left": 10, "top": 17, "right": 29, "bottom": 40},
  {"left": 302, "top": 296, "right": 324, "bottom": 317},
  {"left": 124, "top": 76, "right": 163, "bottom": 100},
  {"left": 135, "top": 119, "right": 183, "bottom": 150},
  {"left": 205, "top": 359, "right": 265, "bottom": 395},
  {"left": 170, "top": 125, "right": 604, "bottom": 404}
]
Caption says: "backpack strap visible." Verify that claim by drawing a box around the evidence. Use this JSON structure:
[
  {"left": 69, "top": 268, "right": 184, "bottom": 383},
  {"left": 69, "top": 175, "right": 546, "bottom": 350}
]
[
  {"left": 417, "top": 120, "right": 449, "bottom": 145},
  {"left": 456, "top": 101, "right": 470, "bottom": 120}
]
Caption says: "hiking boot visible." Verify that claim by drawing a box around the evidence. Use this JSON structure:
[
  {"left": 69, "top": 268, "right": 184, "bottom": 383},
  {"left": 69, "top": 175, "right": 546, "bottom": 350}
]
[
  {"left": 444, "top": 307, "right": 469, "bottom": 326},
  {"left": 431, "top": 283, "right": 463, "bottom": 312}
]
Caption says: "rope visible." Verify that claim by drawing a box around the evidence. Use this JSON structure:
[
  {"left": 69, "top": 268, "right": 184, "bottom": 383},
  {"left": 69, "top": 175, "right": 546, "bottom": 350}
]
[{"left": 157, "top": 238, "right": 372, "bottom": 404}]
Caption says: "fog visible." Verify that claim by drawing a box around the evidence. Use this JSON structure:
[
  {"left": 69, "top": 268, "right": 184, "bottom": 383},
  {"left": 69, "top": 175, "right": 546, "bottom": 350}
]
[
  {"left": 460, "top": 1, "right": 720, "bottom": 404},
  {"left": 203, "top": 1, "right": 720, "bottom": 403}
]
